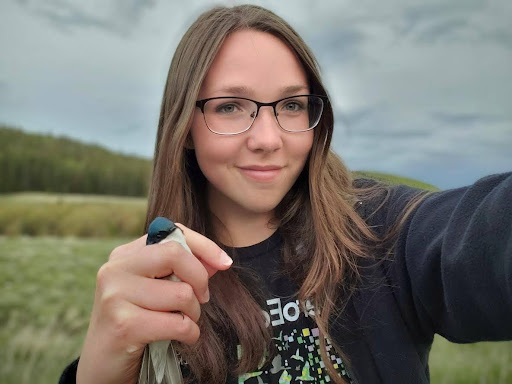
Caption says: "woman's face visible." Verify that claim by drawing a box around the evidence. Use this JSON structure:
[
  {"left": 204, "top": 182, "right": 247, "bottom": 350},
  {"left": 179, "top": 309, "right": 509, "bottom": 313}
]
[{"left": 190, "top": 30, "right": 314, "bottom": 220}]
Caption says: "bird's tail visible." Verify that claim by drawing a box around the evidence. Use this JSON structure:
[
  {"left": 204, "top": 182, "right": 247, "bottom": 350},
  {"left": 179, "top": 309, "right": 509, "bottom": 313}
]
[{"left": 138, "top": 342, "right": 183, "bottom": 384}]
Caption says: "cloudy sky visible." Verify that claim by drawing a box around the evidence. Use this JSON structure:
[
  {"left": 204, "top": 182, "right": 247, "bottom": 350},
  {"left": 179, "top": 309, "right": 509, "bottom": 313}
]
[{"left": 1, "top": 0, "right": 511, "bottom": 189}]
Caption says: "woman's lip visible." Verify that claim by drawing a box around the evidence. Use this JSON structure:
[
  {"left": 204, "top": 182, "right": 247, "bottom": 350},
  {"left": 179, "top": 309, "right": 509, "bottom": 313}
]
[{"left": 238, "top": 167, "right": 282, "bottom": 182}]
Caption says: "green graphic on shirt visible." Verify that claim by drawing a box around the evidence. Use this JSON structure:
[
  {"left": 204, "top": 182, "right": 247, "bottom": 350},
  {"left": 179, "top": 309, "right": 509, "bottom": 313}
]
[
  {"left": 278, "top": 370, "right": 292, "bottom": 383},
  {"left": 297, "top": 361, "right": 314, "bottom": 381},
  {"left": 237, "top": 344, "right": 268, "bottom": 383},
  {"left": 291, "top": 348, "right": 304, "bottom": 362},
  {"left": 238, "top": 371, "right": 263, "bottom": 384}
]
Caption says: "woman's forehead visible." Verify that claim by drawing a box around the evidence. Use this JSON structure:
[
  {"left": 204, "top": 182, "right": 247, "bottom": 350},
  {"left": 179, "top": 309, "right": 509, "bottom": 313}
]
[{"left": 199, "top": 30, "right": 308, "bottom": 100}]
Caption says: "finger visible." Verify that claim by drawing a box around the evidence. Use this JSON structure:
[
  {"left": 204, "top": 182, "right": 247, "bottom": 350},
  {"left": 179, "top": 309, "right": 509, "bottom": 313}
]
[
  {"left": 117, "top": 304, "right": 200, "bottom": 346},
  {"left": 123, "top": 275, "right": 202, "bottom": 322},
  {"left": 142, "top": 310, "right": 200, "bottom": 346},
  {"left": 175, "top": 223, "right": 233, "bottom": 276},
  {"left": 109, "top": 234, "right": 148, "bottom": 262},
  {"left": 120, "top": 241, "right": 210, "bottom": 303}
]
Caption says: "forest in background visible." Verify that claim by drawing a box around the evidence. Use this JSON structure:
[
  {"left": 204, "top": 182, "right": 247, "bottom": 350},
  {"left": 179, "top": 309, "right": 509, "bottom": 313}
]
[{"left": 0, "top": 126, "right": 151, "bottom": 196}]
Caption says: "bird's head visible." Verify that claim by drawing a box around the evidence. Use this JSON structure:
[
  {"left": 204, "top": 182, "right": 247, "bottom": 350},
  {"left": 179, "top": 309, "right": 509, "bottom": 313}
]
[{"left": 147, "top": 217, "right": 178, "bottom": 245}]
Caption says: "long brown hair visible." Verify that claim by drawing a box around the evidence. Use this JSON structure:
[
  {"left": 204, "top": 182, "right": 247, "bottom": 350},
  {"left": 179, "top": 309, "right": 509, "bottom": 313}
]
[{"left": 146, "top": 5, "right": 426, "bottom": 383}]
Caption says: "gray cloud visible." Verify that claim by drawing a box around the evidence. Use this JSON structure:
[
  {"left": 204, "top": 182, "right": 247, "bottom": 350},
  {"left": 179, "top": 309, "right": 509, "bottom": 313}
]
[
  {"left": 414, "top": 18, "right": 471, "bottom": 43},
  {"left": 400, "top": 1, "right": 485, "bottom": 34},
  {"left": 15, "top": 0, "right": 156, "bottom": 36},
  {"left": 0, "top": 81, "right": 9, "bottom": 107},
  {"left": 339, "top": 106, "right": 432, "bottom": 140},
  {"left": 399, "top": 1, "right": 512, "bottom": 49},
  {"left": 430, "top": 111, "right": 508, "bottom": 126},
  {"left": 486, "top": 30, "right": 512, "bottom": 50},
  {"left": 307, "top": 28, "right": 366, "bottom": 66}
]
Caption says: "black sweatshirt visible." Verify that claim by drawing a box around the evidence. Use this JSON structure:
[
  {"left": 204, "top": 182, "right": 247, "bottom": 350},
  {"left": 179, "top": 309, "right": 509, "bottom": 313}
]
[{"left": 59, "top": 172, "right": 512, "bottom": 383}]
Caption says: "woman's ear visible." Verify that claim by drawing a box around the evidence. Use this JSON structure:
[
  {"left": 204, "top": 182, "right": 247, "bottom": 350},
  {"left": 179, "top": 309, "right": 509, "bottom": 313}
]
[{"left": 184, "top": 134, "right": 195, "bottom": 150}]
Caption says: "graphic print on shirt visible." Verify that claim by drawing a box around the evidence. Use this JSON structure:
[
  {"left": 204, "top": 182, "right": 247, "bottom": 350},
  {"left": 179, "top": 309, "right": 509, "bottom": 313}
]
[{"left": 236, "top": 296, "right": 353, "bottom": 384}]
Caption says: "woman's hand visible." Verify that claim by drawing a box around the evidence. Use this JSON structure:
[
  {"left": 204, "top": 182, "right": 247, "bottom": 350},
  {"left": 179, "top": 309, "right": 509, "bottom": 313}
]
[{"left": 76, "top": 224, "right": 233, "bottom": 384}]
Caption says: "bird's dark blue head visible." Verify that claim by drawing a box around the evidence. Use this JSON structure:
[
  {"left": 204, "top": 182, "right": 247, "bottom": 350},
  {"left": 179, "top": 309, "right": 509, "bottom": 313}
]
[{"left": 147, "top": 217, "right": 178, "bottom": 245}]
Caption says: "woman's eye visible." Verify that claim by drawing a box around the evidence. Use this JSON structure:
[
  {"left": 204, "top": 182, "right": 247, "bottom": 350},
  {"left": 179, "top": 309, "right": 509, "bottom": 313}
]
[
  {"left": 216, "top": 104, "right": 240, "bottom": 114},
  {"left": 282, "top": 101, "right": 304, "bottom": 112}
]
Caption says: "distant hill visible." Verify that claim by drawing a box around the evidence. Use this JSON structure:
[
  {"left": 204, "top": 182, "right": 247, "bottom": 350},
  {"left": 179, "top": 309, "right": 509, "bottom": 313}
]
[
  {"left": 0, "top": 126, "right": 438, "bottom": 196},
  {"left": 0, "top": 126, "right": 152, "bottom": 196},
  {"left": 353, "top": 171, "right": 439, "bottom": 191}
]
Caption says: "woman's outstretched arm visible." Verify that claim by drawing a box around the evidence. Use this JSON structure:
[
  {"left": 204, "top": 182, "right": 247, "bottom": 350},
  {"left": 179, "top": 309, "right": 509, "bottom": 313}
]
[{"left": 388, "top": 172, "right": 512, "bottom": 342}]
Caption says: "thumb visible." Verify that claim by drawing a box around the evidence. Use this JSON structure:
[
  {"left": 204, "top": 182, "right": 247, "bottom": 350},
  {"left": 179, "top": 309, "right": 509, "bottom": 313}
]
[{"left": 175, "top": 223, "right": 233, "bottom": 277}]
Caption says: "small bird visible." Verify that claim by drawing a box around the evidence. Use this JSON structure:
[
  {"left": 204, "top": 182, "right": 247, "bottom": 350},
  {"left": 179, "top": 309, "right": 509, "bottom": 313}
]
[{"left": 138, "top": 217, "right": 189, "bottom": 384}]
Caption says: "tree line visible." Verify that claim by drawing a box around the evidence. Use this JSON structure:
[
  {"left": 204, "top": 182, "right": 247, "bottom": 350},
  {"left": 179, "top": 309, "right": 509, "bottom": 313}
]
[{"left": 0, "top": 126, "right": 152, "bottom": 196}]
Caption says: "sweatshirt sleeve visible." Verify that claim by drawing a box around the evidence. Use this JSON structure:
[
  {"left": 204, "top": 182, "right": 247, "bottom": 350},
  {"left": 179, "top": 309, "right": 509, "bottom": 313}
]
[
  {"left": 59, "top": 358, "right": 78, "bottom": 384},
  {"left": 388, "top": 172, "right": 512, "bottom": 343}
]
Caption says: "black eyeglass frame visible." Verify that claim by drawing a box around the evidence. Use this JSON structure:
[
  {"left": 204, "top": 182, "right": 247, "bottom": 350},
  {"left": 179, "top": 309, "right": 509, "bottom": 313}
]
[{"left": 195, "top": 94, "right": 329, "bottom": 135}]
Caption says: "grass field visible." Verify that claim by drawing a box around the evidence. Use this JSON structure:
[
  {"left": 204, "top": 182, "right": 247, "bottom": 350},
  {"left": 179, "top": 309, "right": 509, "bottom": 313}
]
[
  {"left": 353, "top": 170, "right": 440, "bottom": 191},
  {"left": 0, "top": 236, "right": 124, "bottom": 383},
  {"left": 1, "top": 236, "right": 511, "bottom": 384},
  {"left": 0, "top": 192, "right": 146, "bottom": 237}
]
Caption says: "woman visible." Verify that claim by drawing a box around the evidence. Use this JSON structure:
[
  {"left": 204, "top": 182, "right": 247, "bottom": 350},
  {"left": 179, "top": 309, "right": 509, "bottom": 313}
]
[{"left": 61, "top": 5, "right": 512, "bottom": 384}]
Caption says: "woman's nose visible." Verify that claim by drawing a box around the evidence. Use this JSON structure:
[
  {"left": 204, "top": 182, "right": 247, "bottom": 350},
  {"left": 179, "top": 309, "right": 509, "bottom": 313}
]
[{"left": 246, "top": 106, "right": 283, "bottom": 152}]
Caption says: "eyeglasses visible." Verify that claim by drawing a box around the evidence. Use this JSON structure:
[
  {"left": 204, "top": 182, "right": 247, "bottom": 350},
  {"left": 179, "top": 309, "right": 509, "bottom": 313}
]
[{"left": 195, "top": 94, "right": 327, "bottom": 135}]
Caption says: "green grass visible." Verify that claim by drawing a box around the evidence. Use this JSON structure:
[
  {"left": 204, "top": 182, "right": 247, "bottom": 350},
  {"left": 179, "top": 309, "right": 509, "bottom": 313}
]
[
  {"left": 1, "top": 192, "right": 146, "bottom": 205},
  {"left": 0, "top": 236, "right": 125, "bottom": 384},
  {"left": 430, "top": 336, "right": 512, "bottom": 383},
  {"left": 0, "top": 192, "right": 147, "bottom": 237},
  {"left": 353, "top": 170, "right": 440, "bottom": 191},
  {"left": 1, "top": 236, "right": 511, "bottom": 384}
]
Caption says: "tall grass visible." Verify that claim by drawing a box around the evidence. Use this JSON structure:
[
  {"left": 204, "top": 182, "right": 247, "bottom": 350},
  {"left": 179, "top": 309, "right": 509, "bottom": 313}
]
[
  {"left": 0, "top": 193, "right": 147, "bottom": 237},
  {"left": 430, "top": 336, "right": 512, "bottom": 383},
  {"left": 0, "top": 236, "right": 124, "bottom": 383}
]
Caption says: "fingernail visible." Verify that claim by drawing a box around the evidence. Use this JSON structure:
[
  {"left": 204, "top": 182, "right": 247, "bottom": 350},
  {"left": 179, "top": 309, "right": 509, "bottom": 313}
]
[
  {"left": 220, "top": 251, "right": 233, "bottom": 266},
  {"left": 203, "top": 289, "right": 210, "bottom": 303}
]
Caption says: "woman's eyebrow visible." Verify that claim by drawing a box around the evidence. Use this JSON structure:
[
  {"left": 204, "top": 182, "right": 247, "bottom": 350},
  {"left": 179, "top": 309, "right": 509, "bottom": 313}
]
[
  {"left": 279, "top": 85, "right": 309, "bottom": 95},
  {"left": 215, "top": 85, "right": 251, "bottom": 96},
  {"left": 212, "top": 84, "right": 310, "bottom": 97}
]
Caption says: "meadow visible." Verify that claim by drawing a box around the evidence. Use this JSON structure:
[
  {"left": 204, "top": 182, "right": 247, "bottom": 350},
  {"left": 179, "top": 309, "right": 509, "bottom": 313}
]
[
  {"left": 1, "top": 192, "right": 511, "bottom": 383},
  {"left": 0, "top": 192, "right": 147, "bottom": 237}
]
